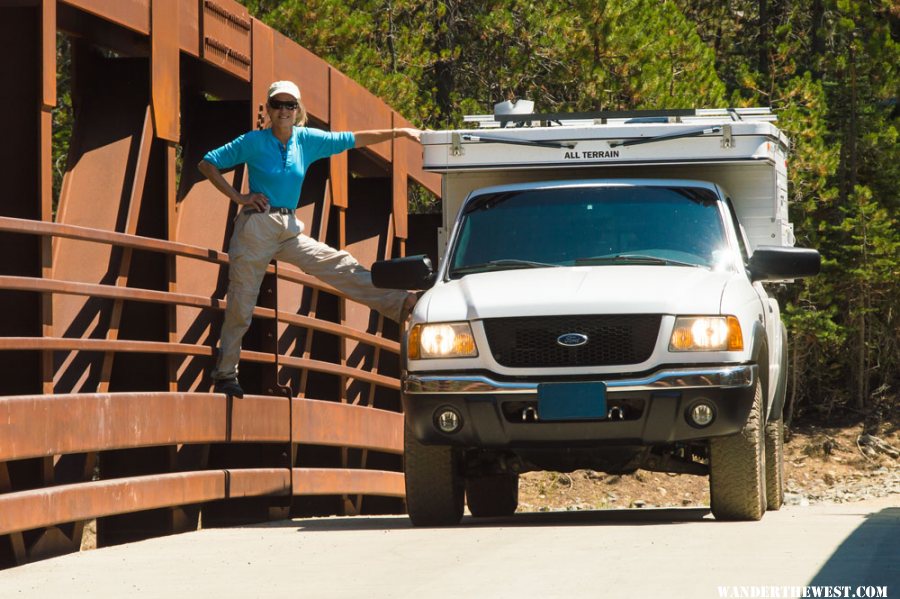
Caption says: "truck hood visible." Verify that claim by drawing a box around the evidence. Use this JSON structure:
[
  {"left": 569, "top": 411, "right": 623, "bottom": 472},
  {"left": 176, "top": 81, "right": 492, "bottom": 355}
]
[{"left": 420, "top": 266, "right": 732, "bottom": 321}]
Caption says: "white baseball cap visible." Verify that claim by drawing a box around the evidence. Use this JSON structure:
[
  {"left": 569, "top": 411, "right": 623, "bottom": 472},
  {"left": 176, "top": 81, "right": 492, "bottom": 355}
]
[{"left": 267, "top": 80, "right": 301, "bottom": 101}]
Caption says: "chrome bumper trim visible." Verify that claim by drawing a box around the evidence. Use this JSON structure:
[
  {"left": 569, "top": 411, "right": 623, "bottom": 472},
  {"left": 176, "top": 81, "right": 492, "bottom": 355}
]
[{"left": 403, "top": 365, "right": 756, "bottom": 395}]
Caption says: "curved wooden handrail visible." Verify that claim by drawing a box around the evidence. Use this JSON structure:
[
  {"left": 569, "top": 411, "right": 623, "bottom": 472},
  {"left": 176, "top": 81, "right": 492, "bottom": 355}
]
[
  {"left": 293, "top": 398, "right": 403, "bottom": 454},
  {"left": 292, "top": 468, "right": 405, "bottom": 498},
  {"left": 0, "top": 339, "right": 398, "bottom": 390},
  {"left": 0, "top": 471, "right": 223, "bottom": 536},
  {"left": 0, "top": 392, "right": 403, "bottom": 462},
  {"left": 0, "top": 275, "right": 227, "bottom": 311},
  {"left": 0, "top": 275, "right": 399, "bottom": 353},
  {"left": 0, "top": 467, "right": 404, "bottom": 536},
  {"left": 0, "top": 216, "right": 229, "bottom": 266},
  {"left": 278, "top": 354, "right": 401, "bottom": 391},
  {"left": 0, "top": 337, "right": 217, "bottom": 356},
  {"left": 0, "top": 216, "right": 396, "bottom": 307}
]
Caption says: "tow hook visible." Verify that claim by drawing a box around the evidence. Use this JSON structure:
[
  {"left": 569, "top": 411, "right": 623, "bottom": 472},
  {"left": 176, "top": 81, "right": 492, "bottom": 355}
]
[{"left": 608, "top": 406, "right": 625, "bottom": 420}]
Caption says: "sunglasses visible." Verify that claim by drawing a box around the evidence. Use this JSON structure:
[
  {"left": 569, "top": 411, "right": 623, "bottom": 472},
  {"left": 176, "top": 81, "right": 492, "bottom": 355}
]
[{"left": 269, "top": 99, "right": 299, "bottom": 110}]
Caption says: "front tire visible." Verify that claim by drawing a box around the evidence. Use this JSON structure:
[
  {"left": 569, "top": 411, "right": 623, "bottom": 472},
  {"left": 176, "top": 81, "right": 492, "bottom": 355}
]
[
  {"left": 709, "top": 378, "right": 767, "bottom": 520},
  {"left": 404, "top": 421, "right": 464, "bottom": 526},
  {"left": 466, "top": 474, "right": 519, "bottom": 517}
]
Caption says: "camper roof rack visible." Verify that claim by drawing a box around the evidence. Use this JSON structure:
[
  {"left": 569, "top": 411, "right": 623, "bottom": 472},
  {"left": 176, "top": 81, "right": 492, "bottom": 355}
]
[{"left": 463, "top": 107, "right": 776, "bottom": 128}]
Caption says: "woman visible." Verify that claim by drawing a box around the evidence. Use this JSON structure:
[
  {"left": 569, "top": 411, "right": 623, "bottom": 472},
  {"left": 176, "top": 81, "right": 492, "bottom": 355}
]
[{"left": 199, "top": 80, "right": 419, "bottom": 398}]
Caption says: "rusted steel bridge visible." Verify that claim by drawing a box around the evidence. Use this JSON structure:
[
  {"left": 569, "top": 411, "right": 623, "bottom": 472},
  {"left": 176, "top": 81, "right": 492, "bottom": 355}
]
[{"left": 0, "top": 0, "right": 440, "bottom": 568}]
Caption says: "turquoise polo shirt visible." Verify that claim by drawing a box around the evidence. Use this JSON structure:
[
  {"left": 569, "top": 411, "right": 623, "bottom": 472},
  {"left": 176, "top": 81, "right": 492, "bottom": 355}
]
[{"left": 203, "top": 127, "right": 356, "bottom": 209}]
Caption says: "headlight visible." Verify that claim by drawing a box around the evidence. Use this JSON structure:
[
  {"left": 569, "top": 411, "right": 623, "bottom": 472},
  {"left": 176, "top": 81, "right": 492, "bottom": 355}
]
[
  {"left": 408, "top": 322, "right": 478, "bottom": 359},
  {"left": 669, "top": 316, "right": 743, "bottom": 351}
]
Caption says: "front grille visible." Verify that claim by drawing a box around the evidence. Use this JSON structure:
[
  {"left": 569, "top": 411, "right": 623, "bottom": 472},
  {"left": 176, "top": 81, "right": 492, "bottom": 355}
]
[{"left": 483, "top": 314, "right": 661, "bottom": 368}]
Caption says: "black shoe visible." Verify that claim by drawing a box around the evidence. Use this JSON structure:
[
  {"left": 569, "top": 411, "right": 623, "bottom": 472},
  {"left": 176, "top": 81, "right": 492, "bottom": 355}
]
[{"left": 214, "top": 377, "right": 244, "bottom": 398}]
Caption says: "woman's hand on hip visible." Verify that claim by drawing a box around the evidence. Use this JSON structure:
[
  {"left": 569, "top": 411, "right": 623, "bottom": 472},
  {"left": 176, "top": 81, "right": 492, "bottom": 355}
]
[{"left": 237, "top": 192, "right": 269, "bottom": 211}]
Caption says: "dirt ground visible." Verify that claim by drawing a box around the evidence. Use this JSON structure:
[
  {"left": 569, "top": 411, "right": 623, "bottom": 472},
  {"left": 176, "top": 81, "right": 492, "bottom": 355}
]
[{"left": 517, "top": 419, "right": 900, "bottom": 512}]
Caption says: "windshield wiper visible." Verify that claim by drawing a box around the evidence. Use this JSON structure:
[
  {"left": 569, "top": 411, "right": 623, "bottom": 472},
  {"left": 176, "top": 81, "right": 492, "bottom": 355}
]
[
  {"left": 451, "top": 259, "right": 561, "bottom": 276},
  {"left": 575, "top": 254, "right": 701, "bottom": 267}
]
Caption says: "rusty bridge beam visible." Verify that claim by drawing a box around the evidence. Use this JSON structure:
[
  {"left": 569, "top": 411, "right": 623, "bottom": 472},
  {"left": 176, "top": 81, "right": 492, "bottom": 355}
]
[
  {"left": 0, "top": 469, "right": 291, "bottom": 537},
  {"left": 292, "top": 469, "right": 405, "bottom": 498},
  {"left": 0, "top": 275, "right": 398, "bottom": 354},
  {"left": 0, "top": 392, "right": 402, "bottom": 463}
]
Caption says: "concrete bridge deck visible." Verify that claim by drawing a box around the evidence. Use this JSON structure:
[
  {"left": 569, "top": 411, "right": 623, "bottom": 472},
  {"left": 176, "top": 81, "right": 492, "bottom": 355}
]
[{"left": 1, "top": 496, "right": 897, "bottom": 599}]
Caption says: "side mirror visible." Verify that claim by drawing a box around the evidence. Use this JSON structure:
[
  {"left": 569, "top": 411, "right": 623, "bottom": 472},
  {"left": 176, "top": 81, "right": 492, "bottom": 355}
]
[
  {"left": 372, "top": 255, "right": 436, "bottom": 290},
  {"left": 749, "top": 246, "right": 821, "bottom": 282}
]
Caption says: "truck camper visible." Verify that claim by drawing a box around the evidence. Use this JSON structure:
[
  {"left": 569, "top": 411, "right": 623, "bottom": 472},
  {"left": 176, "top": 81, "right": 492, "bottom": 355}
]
[{"left": 374, "top": 107, "right": 820, "bottom": 525}]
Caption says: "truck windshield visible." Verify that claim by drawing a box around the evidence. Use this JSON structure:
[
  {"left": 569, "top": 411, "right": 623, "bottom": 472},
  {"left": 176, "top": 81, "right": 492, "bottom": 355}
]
[{"left": 449, "top": 186, "right": 727, "bottom": 277}]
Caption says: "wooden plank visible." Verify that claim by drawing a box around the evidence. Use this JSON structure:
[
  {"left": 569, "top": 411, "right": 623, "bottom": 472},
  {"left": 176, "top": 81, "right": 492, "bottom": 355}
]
[
  {"left": 227, "top": 468, "right": 291, "bottom": 498},
  {"left": 0, "top": 275, "right": 228, "bottom": 311},
  {"left": 0, "top": 337, "right": 215, "bottom": 357},
  {"left": 272, "top": 29, "right": 328, "bottom": 124},
  {"left": 178, "top": 0, "right": 199, "bottom": 56},
  {"left": 165, "top": 143, "right": 178, "bottom": 391},
  {"left": 0, "top": 216, "right": 230, "bottom": 265},
  {"left": 278, "top": 310, "right": 399, "bottom": 354},
  {"left": 200, "top": 0, "right": 251, "bottom": 81},
  {"left": 0, "top": 393, "right": 290, "bottom": 461},
  {"left": 392, "top": 113, "right": 409, "bottom": 239},
  {"left": 0, "top": 391, "right": 400, "bottom": 462},
  {"left": 339, "top": 83, "right": 392, "bottom": 164},
  {"left": 42, "top": 0, "right": 56, "bottom": 108},
  {"left": 0, "top": 471, "right": 225, "bottom": 536},
  {"left": 6, "top": 282, "right": 397, "bottom": 393},
  {"left": 251, "top": 19, "right": 274, "bottom": 131},
  {"left": 40, "top": 107, "right": 54, "bottom": 394},
  {"left": 151, "top": 0, "right": 179, "bottom": 141},
  {"left": 0, "top": 466, "right": 402, "bottom": 536},
  {"left": 0, "top": 276, "right": 398, "bottom": 354},
  {"left": 329, "top": 70, "right": 350, "bottom": 208},
  {"left": 293, "top": 398, "right": 403, "bottom": 454},
  {"left": 99, "top": 105, "right": 154, "bottom": 392},
  {"left": 278, "top": 354, "right": 400, "bottom": 391},
  {"left": 395, "top": 113, "right": 441, "bottom": 197},
  {"left": 60, "top": 0, "right": 150, "bottom": 35},
  {"left": 292, "top": 468, "right": 405, "bottom": 498},
  {"left": 0, "top": 338, "right": 399, "bottom": 392}
]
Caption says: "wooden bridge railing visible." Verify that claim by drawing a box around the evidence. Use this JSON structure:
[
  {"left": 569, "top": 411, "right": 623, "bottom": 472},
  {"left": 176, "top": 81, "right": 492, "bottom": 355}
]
[
  {"left": 0, "top": 215, "right": 406, "bottom": 568},
  {"left": 1, "top": 0, "right": 443, "bottom": 569}
]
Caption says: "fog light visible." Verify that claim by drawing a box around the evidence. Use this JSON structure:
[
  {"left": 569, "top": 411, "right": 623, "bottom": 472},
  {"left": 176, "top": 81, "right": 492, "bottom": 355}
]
[
  {"left": 435, "top": 407, "right": 462, "bottom": 434},
  {"left": 688, "top": 402, "right": 716, "bottom": 427}
]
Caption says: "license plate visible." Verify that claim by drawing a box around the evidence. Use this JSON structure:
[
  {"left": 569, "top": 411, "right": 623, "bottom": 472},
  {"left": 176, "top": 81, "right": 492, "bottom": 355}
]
[{"left": 537, "top": 382, "right": 607, "bottom": 421}]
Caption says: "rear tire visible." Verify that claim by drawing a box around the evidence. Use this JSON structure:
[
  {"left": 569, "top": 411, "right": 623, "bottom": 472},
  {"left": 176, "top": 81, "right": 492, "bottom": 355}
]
[
  {"left": 466, "top": 474, "right": 519, "bottom": 517},
  {"left": 709, "top": 378, "right": 767, "bottom": 521},
  {"left": 765, "top": 416, "right": 785, "bottom": 510},
  {"left": 404, "top": 421, "right": 464, "bottom": 526}
]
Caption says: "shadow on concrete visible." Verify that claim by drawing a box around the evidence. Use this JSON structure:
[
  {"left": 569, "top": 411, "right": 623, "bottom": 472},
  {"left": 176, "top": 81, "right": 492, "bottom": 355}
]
[
  {"left": 245, "top": 506, "right": 712, "bottom": 533},
  {"left": 809, "top": 507, "right": 900, "bottom": 589}
]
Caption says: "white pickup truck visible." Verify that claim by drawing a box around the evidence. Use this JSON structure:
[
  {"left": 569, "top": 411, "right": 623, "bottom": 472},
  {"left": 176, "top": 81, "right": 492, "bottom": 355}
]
[{"left": 373, "top": 107, "right": 820, "bottom": 524}]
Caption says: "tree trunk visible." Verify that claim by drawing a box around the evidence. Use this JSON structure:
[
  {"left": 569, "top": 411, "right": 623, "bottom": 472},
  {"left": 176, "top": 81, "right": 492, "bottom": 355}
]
[{"left": 758, "top": 0, "right": 769, "bottom": 83}]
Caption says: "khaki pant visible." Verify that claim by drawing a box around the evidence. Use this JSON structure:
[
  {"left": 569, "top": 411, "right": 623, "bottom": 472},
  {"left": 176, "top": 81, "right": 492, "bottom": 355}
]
[{"left": 212, "top": 211, "right": 408, "bottom": 381}]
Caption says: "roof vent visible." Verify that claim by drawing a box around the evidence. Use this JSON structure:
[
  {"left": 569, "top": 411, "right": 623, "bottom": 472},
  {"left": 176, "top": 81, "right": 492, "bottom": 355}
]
[{"left": 494, "top": 99, "right": 534, "bottom": 115}]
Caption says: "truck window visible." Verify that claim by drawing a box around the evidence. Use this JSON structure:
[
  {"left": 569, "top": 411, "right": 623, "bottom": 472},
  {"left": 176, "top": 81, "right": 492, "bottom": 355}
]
[{"left": 450, "top": 186, "right": 728, "bottom": 276}]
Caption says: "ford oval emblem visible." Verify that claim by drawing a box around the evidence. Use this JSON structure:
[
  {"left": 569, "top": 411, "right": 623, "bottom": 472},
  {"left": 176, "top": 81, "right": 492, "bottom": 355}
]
[{"left": 557, "top": 333, "right": 588, "bottom": 347}]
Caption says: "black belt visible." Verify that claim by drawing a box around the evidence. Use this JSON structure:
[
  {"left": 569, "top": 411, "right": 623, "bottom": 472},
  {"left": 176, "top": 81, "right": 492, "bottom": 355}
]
[{"left": 244, "top": 206, "right": 294, "bottom": 215}]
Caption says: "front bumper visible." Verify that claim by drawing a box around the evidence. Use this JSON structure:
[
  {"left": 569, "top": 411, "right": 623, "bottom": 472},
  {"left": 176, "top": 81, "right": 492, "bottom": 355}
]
[{"left": 402, "top": 364, "right": 757, "bottom": 447}]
